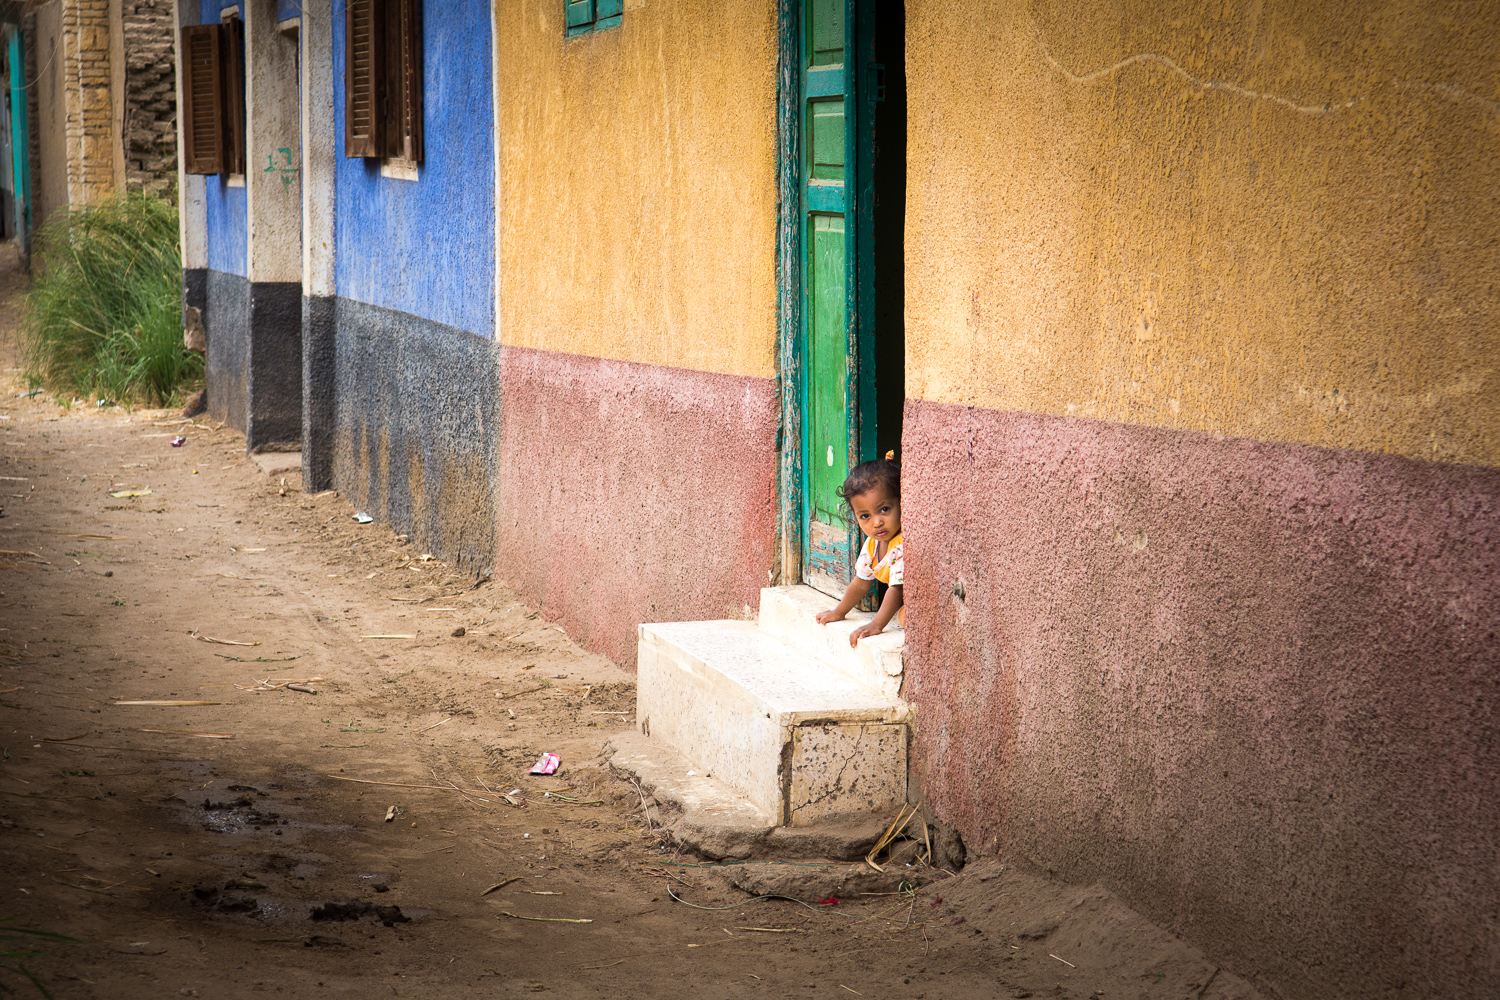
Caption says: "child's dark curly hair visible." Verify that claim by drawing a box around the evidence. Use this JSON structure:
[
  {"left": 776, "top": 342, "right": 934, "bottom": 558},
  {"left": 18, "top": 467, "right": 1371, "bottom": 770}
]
[{"left": 837, "top": 451, "right": 900, "bottom": 508}]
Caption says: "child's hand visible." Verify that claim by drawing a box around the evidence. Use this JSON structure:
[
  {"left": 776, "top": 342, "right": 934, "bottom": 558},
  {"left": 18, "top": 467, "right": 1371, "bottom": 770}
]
[
  {"left": 815, "top": 609, "right": 847, "bottom": 626},
  {"left": 848, "top": 620, "right": 884, "bottom": 646}
]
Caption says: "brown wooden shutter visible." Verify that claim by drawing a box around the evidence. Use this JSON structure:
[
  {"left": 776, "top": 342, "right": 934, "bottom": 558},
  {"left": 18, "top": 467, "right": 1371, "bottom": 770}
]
[
  {"left": 220, "top": 16, "right": 246, "bottom": 175},
  {"left": 379, "top": 0, "right": 401, "bottom": 158},
  {"left": 180, "top": 25, "right": 224, "bottom": 175},
  {"left": 399, "top": 0, "right": 423, "bottom": 162},
  {"left": 345, "top": 0, "right": 422, "bottom": 163},
  {"left": 396, "top": 0, "right": 422, "bottom": 162},
  {"left": 345, "top": 0, "right": 386, "bottom": 157}
]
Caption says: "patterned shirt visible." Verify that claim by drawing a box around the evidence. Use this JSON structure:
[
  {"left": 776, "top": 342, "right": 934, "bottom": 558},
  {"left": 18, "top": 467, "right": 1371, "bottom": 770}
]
[{"left": 854, "top": 531, "right": 903, "bottom": 586}]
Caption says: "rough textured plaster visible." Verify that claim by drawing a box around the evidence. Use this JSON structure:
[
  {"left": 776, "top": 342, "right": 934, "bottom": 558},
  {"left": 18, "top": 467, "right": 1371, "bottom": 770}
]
[
  {"left": 200, "top": 2, "right": 240, "bottom": 27},
  {"left": 902, "top": 399, "right": 1500, "bottom": 1000},
  {"left": 179, "top": 173, "right": 208, "bottom": 269},
  {"left": 205, "top": 271, "right": 302, "bottom": 447},
  {"left": 245, "top": 281, "right": 302, "bottom": 451},
  {"left": 245, "top": 0, "right": 302, "bottom": 285},
  {"left": 175, "top": 0, "right": 207, "bottom": 272},
  {"left": 109, "top": 0, "right": 126, "bottom": 194},
  {"left": 497, "top": 0, "right": 779, "bottom": 378},
  {"left": 497, "top": 346, "right": 778, "bottom": 668},
  {"left": 330, "top": 297, "right": 498, "bottom": 576},
  {"left": 905, "top": 0, "right": 1500, "bottom": 466},
  {"left": 200, "top": 1, "right": 247, "bottom": 277},
  {"left": 332, "top": 0, "right": 494, "bottom": 336},
  {"left": 300, "top": 0, "right": 335, "bottom": 299},
  {"left": 788, "top": 723, "right": 907, "bottom": 827},
  {"left": 204, "top": 172, "right": 247, "bottom": 277},
  {"left": 301, "top": 294, "right": 335, "bottom": 492},
  {"left": 30, "top": 3, "right": 67, "bottom": 232},
  {"left": 205, "top": 269, "right": 248, "bottom": 431}
]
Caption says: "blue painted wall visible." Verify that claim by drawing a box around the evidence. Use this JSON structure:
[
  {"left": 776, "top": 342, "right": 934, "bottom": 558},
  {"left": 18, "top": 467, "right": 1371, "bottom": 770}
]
[
  {"left": 201, "top": 0, "right": 240, "bottom": 23},
  {"left": 275, "top": 0, "right": 301, "bottom": 22},
  {"left": 205, "top": 176, "right": 248, "bottom": 276},
  {"left": 332, "top": 0, "right": 495, "bottom": 337},
  {"left": 202, "top": 0, "right": 247, "bottom": 277}
]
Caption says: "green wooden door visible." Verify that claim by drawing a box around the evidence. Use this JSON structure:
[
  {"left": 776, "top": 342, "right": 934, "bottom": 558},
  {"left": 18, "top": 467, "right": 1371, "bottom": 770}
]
[{"left": 800, "top": 0, "right": 876, "bottom": 595}]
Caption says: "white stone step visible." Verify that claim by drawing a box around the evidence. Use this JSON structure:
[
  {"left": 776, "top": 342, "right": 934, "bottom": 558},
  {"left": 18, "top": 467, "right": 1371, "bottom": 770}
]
[
  {"left": 636, "top": 619, "right": 909, "bottom": 827},
  {"left": 757, "top": 585, "right": 905, "bottom": 699}
]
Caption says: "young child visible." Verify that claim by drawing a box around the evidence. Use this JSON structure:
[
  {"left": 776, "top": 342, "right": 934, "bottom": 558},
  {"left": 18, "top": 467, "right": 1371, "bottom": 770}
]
[{"left": 814, "top": 451, "right": 903, "bottom": 647}]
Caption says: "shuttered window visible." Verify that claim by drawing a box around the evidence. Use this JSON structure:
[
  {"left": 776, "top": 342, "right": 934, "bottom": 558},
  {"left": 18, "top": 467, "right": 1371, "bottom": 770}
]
[
  {"left": 179, "top": 19, "right": 246, "bottom": 176},
  {"left": 345, "top": 0, "right": 422, "bottom": 163},
  {"left": 181, "top": 25, "right": 222, "bottom": 174},
  {"left": 221, "top": 17, "right": 246, "bottom": 175},
  {"left": 567, "top": 0, "right": 623, "bottom": 36},
  {"left": 345, "top": 0, "right": 382, "bottom": 156},
  {"left": 385, "top": 0, "right": 421, "bottom": 163}
]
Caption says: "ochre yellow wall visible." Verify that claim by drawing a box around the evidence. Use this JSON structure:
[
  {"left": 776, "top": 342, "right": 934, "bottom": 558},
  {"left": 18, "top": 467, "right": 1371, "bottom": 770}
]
[
  {"left": 906, "top": 1, "right": 1500, "bottom": 466},
  {"left": 497, "top": 0, "right": 780, "bottom": 380}
]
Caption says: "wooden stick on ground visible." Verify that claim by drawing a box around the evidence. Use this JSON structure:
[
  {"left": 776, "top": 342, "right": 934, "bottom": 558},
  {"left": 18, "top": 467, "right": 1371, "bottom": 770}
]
[{"left": 499, "top": 911, "right": 592, "bottom": 924}]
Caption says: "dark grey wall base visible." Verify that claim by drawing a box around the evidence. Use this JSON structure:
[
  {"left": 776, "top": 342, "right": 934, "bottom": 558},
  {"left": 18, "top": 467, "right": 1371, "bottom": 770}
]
[
  {"left": 330, "top": 297, "right": 498, "bottom": 577},
  {"left": 247, "top": 282, "right": 303, "bottom": 452},
  {"left": 302, "top": 295, "right": 336, "bottom": 493},
  {"left": 203, "top": 270, "right": 303, "bottom": 450},
  {"left": 205, "top": 270, "right": 249, "bottom": 433}
]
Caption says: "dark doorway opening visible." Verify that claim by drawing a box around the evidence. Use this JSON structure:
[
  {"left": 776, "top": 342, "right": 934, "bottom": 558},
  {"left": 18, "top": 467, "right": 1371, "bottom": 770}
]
[{"left": 870, "top": 0, "right": 905, "bottom": 462}]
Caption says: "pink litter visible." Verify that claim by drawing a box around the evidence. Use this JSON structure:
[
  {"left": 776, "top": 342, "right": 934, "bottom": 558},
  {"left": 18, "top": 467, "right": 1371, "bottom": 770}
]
[
  {"left": 170, "top": 435, "right": 186, "bottom": 447},
  {"left": 528, "top": 753, "right": 561, "bottom": 775}
]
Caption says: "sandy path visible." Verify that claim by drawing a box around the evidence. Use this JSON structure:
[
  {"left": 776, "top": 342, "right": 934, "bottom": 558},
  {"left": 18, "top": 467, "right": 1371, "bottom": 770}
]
[{"left": 0, "top": 242, "right": 1262, "bottom": 1000}]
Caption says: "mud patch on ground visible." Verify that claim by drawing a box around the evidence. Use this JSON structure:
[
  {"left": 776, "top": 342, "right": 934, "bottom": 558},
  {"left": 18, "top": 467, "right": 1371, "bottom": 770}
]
[{"left": 308, "top": 900, "right": 410, "bottom": 925}]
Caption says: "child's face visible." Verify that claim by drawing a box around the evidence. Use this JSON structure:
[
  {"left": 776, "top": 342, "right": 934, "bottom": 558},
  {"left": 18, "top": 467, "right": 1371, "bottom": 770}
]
[{"left": 849, "top": 486, "right": 901, "bottom": 543}]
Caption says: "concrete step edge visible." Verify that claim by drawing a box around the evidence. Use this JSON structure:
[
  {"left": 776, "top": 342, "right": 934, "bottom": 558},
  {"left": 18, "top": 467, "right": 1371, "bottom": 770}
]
[
  {"left": 639, "top": 620, "right": 910, "bottom": 724},
  {"left": 756, "top": 586, "right": 905, "bottom": 700}
]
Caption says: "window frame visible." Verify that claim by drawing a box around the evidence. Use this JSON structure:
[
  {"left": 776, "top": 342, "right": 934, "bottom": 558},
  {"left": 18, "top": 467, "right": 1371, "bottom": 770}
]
[
  {"left": 344, "top": 0, "right": 423, "bottom": 168},
  {"left": 179, "top": 17, "right": 246, "bottom": 177},
  {"left": 566, "top": 0, "right": 623, "bottom": 37}
]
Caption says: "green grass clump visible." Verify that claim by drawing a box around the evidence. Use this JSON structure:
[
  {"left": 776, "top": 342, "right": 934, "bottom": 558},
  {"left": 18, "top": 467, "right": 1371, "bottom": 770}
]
[{"left": 24, "top": 194, "right": 201, "bottom": 407}]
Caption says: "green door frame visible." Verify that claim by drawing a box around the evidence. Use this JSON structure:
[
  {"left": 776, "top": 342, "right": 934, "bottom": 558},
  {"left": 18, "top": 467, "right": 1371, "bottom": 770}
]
[
  {"left": 776, "top": 0, "right": 879, "bottom": 593},
  {"left": 8, "top": 23, "right": 29, "bottom": 253},
  {"left": 775, "top": 0, "right": 804, "bottom": 587},
  {"left": 0, "top": 4, "right": 28, "bottom": 254}
]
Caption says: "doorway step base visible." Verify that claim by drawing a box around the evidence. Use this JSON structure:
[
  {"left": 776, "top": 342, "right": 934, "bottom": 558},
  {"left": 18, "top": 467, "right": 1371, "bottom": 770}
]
[
  {"left": 621, "top": 585, "right": 909, "bottom": 851},
  {"left": 607, "top": 730, "right": 891, "bottom": 861}
]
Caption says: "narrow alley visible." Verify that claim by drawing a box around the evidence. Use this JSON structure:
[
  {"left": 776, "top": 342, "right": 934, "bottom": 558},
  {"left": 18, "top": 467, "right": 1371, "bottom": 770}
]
[{"left": 0, "top": 250, "right": 1262, "bottom": 998}]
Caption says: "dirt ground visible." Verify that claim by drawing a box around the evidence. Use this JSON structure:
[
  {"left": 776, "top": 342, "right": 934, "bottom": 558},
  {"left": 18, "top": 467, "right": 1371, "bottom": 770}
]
[{"left": 0, "top": 244, "right": 1264, "bottom": 1000}]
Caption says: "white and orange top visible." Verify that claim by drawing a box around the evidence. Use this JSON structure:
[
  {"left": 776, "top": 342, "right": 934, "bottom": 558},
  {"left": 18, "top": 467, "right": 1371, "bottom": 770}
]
[{"left": 855, "top": 531, "right": 903, "bottom": 586}]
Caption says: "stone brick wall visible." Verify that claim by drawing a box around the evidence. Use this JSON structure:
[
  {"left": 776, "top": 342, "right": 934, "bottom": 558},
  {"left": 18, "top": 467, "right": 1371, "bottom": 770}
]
[
  {"left": 62, "top": 0, "right": 114, "bottom": 206},
  {"left": 25, "top": 0, "right": 177, "bottom": 228},
  {"left": 121, "top": 0, "right": 175, "bottom": 198}
]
